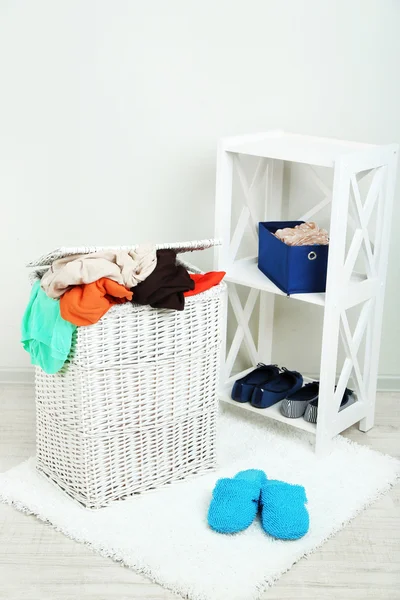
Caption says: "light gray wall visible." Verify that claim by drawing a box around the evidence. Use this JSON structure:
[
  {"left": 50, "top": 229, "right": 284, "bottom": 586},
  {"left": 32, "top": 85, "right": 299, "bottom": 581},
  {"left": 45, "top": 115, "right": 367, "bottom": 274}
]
[{"left": 0, "top": 0, "right": 399, "bottom": 379}]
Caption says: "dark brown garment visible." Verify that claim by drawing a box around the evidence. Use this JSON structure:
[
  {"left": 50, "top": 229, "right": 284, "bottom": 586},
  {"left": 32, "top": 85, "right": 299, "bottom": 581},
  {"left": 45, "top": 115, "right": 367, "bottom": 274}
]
[{"left": 131, "top": 249, "right": 194, "bottom": 311}]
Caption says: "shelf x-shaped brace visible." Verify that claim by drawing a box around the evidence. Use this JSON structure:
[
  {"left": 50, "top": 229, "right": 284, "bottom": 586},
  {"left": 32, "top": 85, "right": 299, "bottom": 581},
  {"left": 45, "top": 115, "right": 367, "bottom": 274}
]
[
  {"left": 344, "top": 168, "right": 384, "bottom": 280},
  {"left": 225, "top": 286, "right": 260, "bottom": 379},
  {"left": 229, "top": 155, "right": 267, "bottom": 263},
  {"left": 333, "top": 299, "right": 372, "bottom": 417}
]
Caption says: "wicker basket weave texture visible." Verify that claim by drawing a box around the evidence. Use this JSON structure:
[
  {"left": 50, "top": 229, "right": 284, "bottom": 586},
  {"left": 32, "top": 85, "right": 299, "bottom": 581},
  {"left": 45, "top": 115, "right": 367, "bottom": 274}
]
[{"left": 31, "top": 242, "right": 224, "bottom": 509}]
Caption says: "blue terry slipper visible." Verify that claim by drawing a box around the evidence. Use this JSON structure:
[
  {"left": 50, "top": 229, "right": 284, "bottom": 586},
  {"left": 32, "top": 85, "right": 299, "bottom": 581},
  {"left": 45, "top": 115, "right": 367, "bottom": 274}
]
[
  {"left": 231, "top": 364, "right": 280, "bottom": 403},
  {"left": 260, "top": 480, "right": 309, "bottom": 540},
  {"left": 207, "top": 469, "right": 267, "bottom": 534},
  {"left": 251, "top": 368, "right": 303, "bottom": 409}
]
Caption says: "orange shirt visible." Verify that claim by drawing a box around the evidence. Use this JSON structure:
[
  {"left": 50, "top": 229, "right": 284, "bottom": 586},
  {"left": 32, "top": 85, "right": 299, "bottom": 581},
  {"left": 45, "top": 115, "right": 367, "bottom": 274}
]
[
  {"left": 60, "top": 278, "right": 132, "bottom": 326},
  {"left": 185, "top": 272, "right": 225, "bottom": 297}
]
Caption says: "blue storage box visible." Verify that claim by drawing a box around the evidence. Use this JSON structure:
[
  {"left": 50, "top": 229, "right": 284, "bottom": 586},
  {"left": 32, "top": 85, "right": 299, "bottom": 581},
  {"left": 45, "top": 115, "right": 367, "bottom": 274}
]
[{"left": 258, "top": 221, "right": 329, "bottom": 294}]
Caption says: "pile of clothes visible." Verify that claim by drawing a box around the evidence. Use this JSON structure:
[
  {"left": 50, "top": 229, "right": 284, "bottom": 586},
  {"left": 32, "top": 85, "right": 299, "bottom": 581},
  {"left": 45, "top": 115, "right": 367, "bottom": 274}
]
[
  {"left": 274, "top": 221, "right": 329, "bottom": 246},
  {"left": 21, "top": 245, "right": 225, "bottom": 374}
]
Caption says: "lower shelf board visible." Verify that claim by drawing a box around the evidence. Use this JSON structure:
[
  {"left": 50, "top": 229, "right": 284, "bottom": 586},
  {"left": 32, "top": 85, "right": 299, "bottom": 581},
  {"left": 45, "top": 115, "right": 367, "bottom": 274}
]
[{"left": 219, "top": 393, "right": 317, "bottom": 434}]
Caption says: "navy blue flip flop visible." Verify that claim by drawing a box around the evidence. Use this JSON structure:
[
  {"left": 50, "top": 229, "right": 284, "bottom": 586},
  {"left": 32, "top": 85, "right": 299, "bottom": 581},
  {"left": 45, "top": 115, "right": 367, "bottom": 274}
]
[
  {"left": 231, "top": 364, "right": 280, "bottom": 403},
  {"left": 250, "top": 368, "right": 303, "bottom": 409}
]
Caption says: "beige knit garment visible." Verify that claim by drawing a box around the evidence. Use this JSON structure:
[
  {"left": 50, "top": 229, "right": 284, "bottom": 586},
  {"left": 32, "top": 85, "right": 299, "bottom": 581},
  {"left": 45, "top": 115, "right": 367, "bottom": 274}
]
[
  {"left": 41, "top": 244, "right": 157, "bottom": 299},
  {"left": 274, "top": 222, "right": 329, "bottom": 246}
]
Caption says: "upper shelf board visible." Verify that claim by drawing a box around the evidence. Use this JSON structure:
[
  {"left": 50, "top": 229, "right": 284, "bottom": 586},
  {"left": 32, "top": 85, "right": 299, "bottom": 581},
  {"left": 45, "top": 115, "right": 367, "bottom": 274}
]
[{"left": 221, "top": 130, "right": 378, "bottom": 168}]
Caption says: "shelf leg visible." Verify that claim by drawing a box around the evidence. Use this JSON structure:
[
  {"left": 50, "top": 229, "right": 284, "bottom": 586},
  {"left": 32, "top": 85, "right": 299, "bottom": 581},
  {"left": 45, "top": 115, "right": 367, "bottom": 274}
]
[
  {"left": 360, "top": 152, "right": 398, "bottom": 431},
  {"left": 315, "top": 431, "right": 334, "bottom": 457},
  {"left": 214, "top": 145, "right": 234, "bottom": 389},
  {"left": 218, "top": 285, "right": 229, "bottom": 390},
  {"left": 257, "top": 158, "right": 284, "bottom": 365},
  {"left": 214, "top": 145, "right": 234, "bottom": 271},
  {"left": 258, "top": 292, "right": 275, "bottom": 365},
  {"left": 316, "top": 308, "right": 339, "bottom": 457},
  {"left": 316, "top": 160, "right": 351, "bottom": 455}
]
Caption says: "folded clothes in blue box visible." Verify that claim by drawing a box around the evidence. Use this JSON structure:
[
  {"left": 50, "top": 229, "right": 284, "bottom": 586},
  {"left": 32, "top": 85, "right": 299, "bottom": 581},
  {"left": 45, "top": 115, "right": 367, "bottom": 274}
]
[{"left": 258, "top": 221, "right": 329, "bottom": 295}]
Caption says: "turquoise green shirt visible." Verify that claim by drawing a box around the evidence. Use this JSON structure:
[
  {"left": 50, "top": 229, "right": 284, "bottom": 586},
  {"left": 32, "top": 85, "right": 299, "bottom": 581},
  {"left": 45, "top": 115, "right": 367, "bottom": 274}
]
[{"left": 21, "top": 281, "right": 76, "bottom": 374}]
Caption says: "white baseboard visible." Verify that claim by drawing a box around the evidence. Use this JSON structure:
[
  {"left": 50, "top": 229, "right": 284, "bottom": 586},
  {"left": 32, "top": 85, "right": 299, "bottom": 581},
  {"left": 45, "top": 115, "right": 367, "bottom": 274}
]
[
  {"left": 305, "top": 373, "right": 400, "bottom": 393},
  {"left": 375, "top": 376, "right": 400, "bottom": 392},
  {"left": 1, "top": 368, "right": 400, "bottom": 391},
  {"left": 0, "top": 368, "right": 34, "bottom": 385}
]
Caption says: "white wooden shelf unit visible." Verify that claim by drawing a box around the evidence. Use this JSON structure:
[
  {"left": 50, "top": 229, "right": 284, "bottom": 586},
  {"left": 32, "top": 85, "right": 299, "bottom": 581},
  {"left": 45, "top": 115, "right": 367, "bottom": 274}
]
[{"left": 214, "top": 130, "right": 398, "bottom": 455}]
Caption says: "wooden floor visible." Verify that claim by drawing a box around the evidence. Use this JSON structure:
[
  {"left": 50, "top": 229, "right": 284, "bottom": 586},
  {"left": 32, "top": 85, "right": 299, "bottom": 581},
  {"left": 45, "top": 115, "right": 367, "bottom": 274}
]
[{"left": 0, "top": 384, "right": 399, "bottom": 600}]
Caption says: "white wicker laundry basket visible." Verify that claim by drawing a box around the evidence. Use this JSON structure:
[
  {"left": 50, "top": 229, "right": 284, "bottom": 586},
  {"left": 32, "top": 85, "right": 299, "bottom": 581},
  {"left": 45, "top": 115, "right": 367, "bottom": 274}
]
[{"left": 28, "top": 240, "right": 225, "bottom": 509}]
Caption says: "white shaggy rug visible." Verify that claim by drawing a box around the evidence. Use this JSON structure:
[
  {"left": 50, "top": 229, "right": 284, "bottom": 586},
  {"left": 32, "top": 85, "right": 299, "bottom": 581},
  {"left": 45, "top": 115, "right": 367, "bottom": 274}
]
[{"left": 0, "top": 409, "right": 399, "bottom": 600}]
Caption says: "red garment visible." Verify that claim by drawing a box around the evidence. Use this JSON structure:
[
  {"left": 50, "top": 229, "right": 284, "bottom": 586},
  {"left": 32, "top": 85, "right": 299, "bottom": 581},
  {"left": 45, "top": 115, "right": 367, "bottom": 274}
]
[
  {"left": 60, "top": 278, "right": 133, "bottom": 326},
  {"left": 185, "top": 272, "right": 225, "bottom": 297}
]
